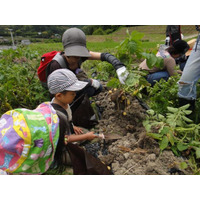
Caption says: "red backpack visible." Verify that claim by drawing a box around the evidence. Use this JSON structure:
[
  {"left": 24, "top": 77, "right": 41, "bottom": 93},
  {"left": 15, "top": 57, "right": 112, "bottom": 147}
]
[{"left": 37, "top": 51, "right": 67, "bottom": 83}]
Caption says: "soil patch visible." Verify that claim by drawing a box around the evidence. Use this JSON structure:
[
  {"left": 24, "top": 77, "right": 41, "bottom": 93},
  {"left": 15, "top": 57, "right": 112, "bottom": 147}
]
[{"left": 88, "top": 83, "right": 193, "bottom": 175}]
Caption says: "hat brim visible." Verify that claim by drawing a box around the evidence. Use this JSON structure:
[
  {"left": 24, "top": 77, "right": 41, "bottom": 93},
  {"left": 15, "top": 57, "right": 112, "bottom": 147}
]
[
  {"left": 185, "top": 50, "right": 192, "bottom": 57},
  {"left": 66, "top": 80, "right": 88, "bottom": 91},
  {"left": 64, "top": 45, "right": 91, "bottom": 57}
]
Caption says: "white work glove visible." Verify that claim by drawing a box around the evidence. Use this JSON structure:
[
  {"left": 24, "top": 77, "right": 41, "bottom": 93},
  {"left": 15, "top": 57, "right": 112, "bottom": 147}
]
[
  {"left": 165, "top": 36, "right": 170, "bottom": 46},
  {"left": 116, "top": 66, "right": 129, "bottom": 84},
  {"left": 91, "top": 79, "right": 101, "bottom": 89}
]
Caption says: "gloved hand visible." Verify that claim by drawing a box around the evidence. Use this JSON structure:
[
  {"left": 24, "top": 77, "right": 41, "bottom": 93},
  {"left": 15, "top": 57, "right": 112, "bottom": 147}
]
[
  {"left": 165, "top": 36, "right": 170, "bottom": 46},
  {"left": 116, "top": 66, "right": 129, "bottom": 84},
  {"left": 91, "top": 79, "right": 101, "bottom": 89}
]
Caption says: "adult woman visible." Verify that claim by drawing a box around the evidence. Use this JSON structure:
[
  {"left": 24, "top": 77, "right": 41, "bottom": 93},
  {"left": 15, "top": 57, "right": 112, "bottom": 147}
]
[
  {"left": 46, "top": 27, "right": 129, "bottom": 98},
  {"left": 139, "top": 40, "right": 189, "bottom": 86}
]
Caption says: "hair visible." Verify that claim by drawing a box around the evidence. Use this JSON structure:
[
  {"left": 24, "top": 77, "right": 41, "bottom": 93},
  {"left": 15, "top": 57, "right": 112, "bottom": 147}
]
[
  {"left": 49, "top": 90, "right": 68, "bottom": 99},
  {"left": 166, "top": 46, "right": 180, "bottom": 56},
  {"left": 166, "top": 40, "right": 189, "bottom": 56}
]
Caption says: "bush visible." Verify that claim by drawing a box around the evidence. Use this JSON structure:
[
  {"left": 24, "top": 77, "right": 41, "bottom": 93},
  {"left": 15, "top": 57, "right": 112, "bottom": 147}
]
[{"left": 92, "top": 28, "right": 105, "bottom": 35}]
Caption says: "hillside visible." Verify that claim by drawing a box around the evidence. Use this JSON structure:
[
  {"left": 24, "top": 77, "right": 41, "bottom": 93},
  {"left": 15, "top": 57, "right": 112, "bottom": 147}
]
[{"left": 86, "top": 25, "right": 197, "bottom": 43}]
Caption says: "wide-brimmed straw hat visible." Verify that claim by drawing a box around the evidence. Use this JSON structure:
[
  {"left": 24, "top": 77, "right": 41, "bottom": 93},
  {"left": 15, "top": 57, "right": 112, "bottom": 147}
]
[{"left": 185, "top": 38, "right": 197, "bottom": 57}]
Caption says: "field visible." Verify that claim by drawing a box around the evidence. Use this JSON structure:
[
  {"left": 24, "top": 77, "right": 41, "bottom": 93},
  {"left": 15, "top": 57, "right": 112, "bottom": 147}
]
[
  {"left": 1, "top": 25, "right": 200, "bottom": 175},
  {"left": 29, "top": 25, "right": 197, "bottom": 54}
]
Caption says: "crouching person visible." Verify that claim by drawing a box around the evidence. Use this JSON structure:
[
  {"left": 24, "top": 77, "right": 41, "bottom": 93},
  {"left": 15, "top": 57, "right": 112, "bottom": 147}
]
[
  {"left": 47, "top": 68, "right": 98, "bottom": 143},
  {"left": 0, "top": 69, "right": 112, "bottom": 175}
]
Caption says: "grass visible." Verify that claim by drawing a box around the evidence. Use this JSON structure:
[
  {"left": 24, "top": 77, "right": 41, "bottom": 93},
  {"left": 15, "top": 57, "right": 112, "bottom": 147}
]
[
  {"left": 26, "top": 25, "right": 198, "bottom": 73},
  {"left": 28, "top": 35, "right": 160, "bottom": 56},
  {"left": 87, "top": 40, "right": 119, "bottom": 52},
  {"left": 28, "top": 25, "right": 197, "bottom": 55},
  {"left": 29, "top": 43, "right": 63, "bottom": 55}
]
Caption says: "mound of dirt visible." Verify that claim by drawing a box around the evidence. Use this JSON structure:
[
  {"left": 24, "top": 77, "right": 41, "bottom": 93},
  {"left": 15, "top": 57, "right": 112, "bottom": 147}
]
[{"left": 91, "top": 84, "right": 193, "bottom": 175}]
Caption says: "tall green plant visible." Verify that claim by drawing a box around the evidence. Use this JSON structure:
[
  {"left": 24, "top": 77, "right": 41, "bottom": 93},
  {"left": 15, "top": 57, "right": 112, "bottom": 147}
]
[{"left": 115, "top": 30, "right": 144, "bottom": 65}]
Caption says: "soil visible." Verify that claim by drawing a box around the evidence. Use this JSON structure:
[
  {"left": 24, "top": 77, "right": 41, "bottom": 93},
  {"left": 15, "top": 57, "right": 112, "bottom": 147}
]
[{"left": 90, "top": 83, "right": 193, "bottom": 175}]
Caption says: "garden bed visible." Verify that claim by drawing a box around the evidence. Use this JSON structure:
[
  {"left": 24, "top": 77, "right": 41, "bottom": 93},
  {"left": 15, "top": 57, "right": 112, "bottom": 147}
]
[{"left": 86, "top": 83, "right": 193, "bottom": 175}]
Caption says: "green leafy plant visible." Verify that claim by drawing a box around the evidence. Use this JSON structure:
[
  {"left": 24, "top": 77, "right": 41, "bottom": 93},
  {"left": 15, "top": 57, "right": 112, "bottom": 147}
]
[
  {"left": 115, "top": 30, "right": 144, "bottom": 65},
  {"left": 122, "top": 69, "right": 149, "bottom": 98},
  {"left": 0, "top": 47, "right": 49, "bottom": 116},
  {"left": 143, "top": 104, "right": 200, "bottom": 174},
  {"left": 146, "top": 75, "right": 180, "bottom": 115},
  {"left": 141, "top": 52, "right": 164, "bottom": 69}
]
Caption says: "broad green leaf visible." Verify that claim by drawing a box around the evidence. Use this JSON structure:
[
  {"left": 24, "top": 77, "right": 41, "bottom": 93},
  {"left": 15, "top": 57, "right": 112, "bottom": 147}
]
[
  {"left": 125, "top": 72, "right": 138, "bottom": 87},
  {"left": 158, "top": 114, "right": 165, "bottom": 120},
  {"left": 167, "top": 107, "right": 178, "bottom": 113},
  {"left": 182, "top": 110, "right": 192, "bottom": 115},
  {"left": 137, "top": 93, "right": 142, "bottom": 98},
  {"left": 179, "top": 104, "right": 190, "bottom": 110},
  {"left": 146, "top": 109, "right": 155, "bottom": 116},
  {"left": 143, "top": 122, "right": 152, "bottom": 132},
  {"left": 166, "top": 120, "right": 176, "bottom": 128},
  {"left": 107, "top": 78, "right": 120, "bottom": 88},
  {"left": 167, "top": 132, "right": 175, "bottom": 146},
  {"left": 177, "top": 142, "right": 189, "bottom": 151},
  {"left": 171, "top": 146, "right": 179, "bottom": 156},
  {"left": 147, "top": 133, "right": 163, "bottom": 140},
  {"left": 179, "top": 162, "right": 188, "bottom": 170},
  {"left": 146, "top": 54, "right": 157, "bottom": 69},
  {"left": 176, "top": 119, "right": 185, "bottom": 127},
  {"left": 159, "top": 126, "right": 170, "bottom": 135},
  {"left": 182, "top": 116, "right": 193, "bottom": 123},
  {"left": 130, "top": 31, "right": 144, "bottom": 40},
  {"left": 127, "top": 41, "right": 137, "bottom": 54},
  {"left": 155, "top": 57, "right": 164, "bottom": 68},
  {"left": 160, "top": 136, "right": 169, "bottom": 150}
]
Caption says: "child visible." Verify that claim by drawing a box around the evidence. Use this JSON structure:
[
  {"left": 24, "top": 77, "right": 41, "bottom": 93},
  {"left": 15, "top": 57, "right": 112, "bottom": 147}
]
[
  {"left": 47, "top": 69, "right": 100, "bottom": 173},
  {"left": 47, "top": 68, "right": 98, "bottom": 142},
  {"left": 0, "top": 69, "right": 100, "bottom": 175},
  {"left": 0, "top": 101, "right": 61, "bottom": 174}
]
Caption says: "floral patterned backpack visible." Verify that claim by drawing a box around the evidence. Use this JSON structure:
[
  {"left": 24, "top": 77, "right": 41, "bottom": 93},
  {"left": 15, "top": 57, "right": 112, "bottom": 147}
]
[{"left": 0, "top": 102, "right": 59, "bottom": 175}]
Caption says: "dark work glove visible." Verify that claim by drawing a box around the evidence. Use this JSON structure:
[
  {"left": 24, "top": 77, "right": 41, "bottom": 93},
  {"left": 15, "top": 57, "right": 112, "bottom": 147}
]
[{"left": 101, "top": 53, "right": 129, "bottom": 84}]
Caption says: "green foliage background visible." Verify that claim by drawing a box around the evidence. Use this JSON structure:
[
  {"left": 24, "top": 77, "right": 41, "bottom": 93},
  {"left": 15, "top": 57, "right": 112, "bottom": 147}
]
[{"left": 0, "top": 47, "right": 49, "bottom": 115}]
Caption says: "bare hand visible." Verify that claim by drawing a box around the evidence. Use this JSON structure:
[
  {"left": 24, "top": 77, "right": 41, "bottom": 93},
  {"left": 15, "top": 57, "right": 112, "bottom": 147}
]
[
  {"left": 177, "top": 70, "right": 182, "bottom": 75},
  {"left": 85, "top": 132, "right": 98, "bottom": 140},
  {"left": 73, "top": 126, "right": 83, "bottom": 135}
]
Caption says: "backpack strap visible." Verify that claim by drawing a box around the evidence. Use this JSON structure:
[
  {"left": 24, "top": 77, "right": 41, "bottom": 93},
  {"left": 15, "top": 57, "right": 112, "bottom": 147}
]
[
  {"left": 56, "top": 110, "right": 68, "bottom": 124},
  {"left": 44, "top": 53, "right": 68, "bottom": 88},
  {"left": 55, "top": 109, "right": 73, "bottom": 135},
  {"left": 53, "top": 53, "right": 67, "bottom": 69}
]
